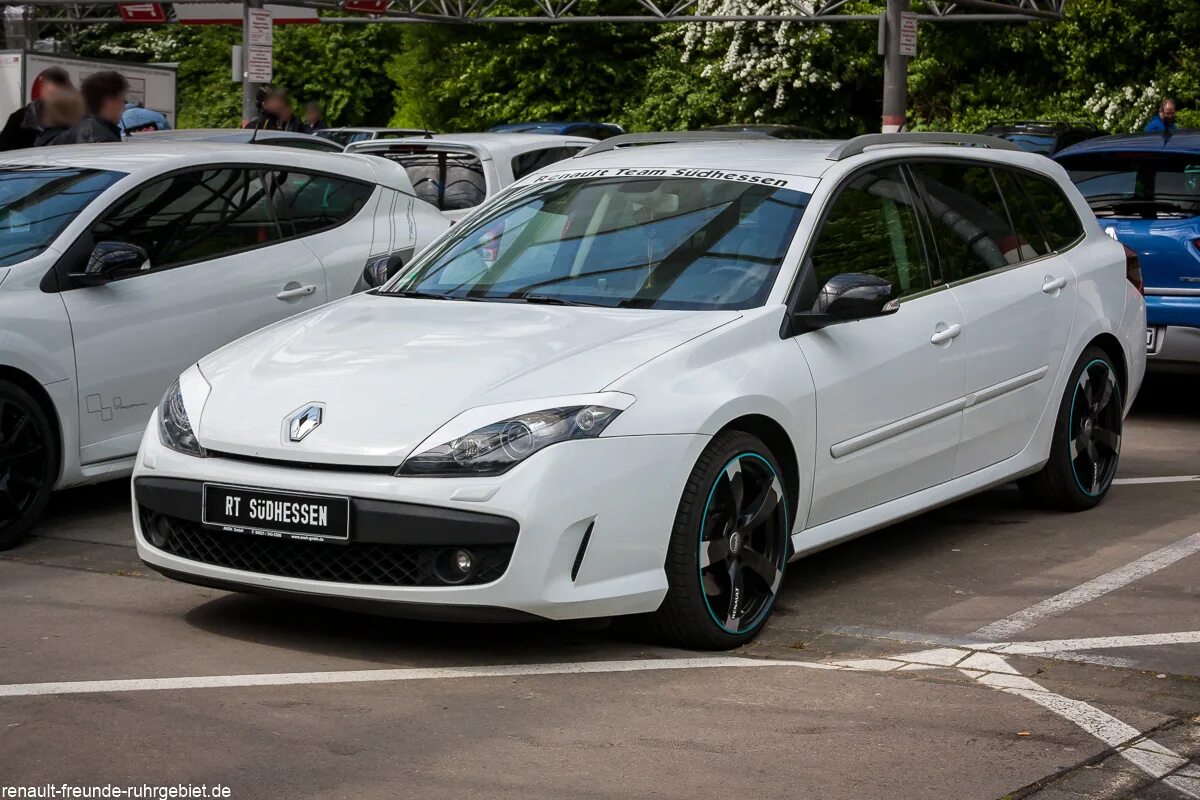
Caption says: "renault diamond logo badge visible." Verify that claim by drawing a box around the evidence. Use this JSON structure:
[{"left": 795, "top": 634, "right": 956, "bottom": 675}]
[{"left": 287, "top": 403, "right": 324, "bottom": 443}]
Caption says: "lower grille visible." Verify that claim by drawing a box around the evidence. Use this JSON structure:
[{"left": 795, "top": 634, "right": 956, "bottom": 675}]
[{"left": 139, "top": 507, "right": 513, "bottom": 587}]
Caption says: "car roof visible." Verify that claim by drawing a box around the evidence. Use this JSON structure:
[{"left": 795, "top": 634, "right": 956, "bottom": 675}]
[
  {"left": 0, "top": 142, "right": 412, "bottom": 192},
  {"left": 350, "top": 132, "right": 597, "bottom": 159},
  {"left": 131, "top": 128, "right": 318, "bottom": 143},
  {"left": 1054, "top": 132, "right": 1200, "bottom": 158},
  {"left": 538, "top": 137, "right": 1060, "bottom": 181}
]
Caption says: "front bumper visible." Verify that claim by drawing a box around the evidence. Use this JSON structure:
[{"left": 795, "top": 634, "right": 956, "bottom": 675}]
[{"left": 134, "top": 417, "right": 708, "bottom": 621}]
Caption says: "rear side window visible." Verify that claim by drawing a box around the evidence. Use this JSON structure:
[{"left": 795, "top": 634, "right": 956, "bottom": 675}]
[
  {"left": 381, "top": 148, "right": 486, "bottom": 211},
  {"left": 511, "top": 147, "right": 585, "bottom": 181},
  {"left": 93, "top": 168, "right": 281, "bottom": 268},
  {"left": 808, "top": 166, "right": 931, "bottom": 298},
  {"left": 992, "top": 168, "right": 1051, "bottom": 258},
  {"left": 1020, "top": 171, "right": 1085, "bottom": 249},
  {"left": 267, "top": 171, "right": 373, "bottom": 237},
  {"left": 909, "top": 162, "right": 1015, "bottom": 282}
]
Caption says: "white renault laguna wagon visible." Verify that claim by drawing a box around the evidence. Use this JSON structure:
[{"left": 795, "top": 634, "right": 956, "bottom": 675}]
[
  {"left": 0, "top": 143, "right": 449, "bottom": 548},
  {"left": 133, "top": 133, "right": 1146, "bottom": 649}
]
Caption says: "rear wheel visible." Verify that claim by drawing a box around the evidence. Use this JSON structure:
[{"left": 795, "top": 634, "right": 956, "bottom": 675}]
[
  {"left": 652, "top": 431, "right": 790, "bottom": 650},
  {"left": 0, "top": 381, "right": 56, "bottom": 550},
  {"left": 1019, "top": 347, "right": 1122, "bottom": 511}
]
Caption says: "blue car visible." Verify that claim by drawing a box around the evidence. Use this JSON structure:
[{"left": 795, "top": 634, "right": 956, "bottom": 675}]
[
  {"left": 489, "top": 121, "right": 624, "bottom": 140},
  {"left": 1056, "top": 133, "right": 1200, "bottom": 373}
]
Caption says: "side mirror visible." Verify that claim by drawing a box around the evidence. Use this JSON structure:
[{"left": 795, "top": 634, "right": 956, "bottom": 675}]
[
  {"left": 72, "top": 242, "right": 151, "bottom": 286},
  {"left": 790, "top": 273, "right": 899, "bottom": 333}
]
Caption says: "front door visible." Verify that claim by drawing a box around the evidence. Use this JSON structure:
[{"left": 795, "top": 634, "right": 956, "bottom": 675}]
[
  {"left": 908, "top": 161, "right": 1078, "bottom": 476},
  {"left": 795, "top": 165, "right": 967, "bottom": 528},
  {"left": 60, "top": 167, "right": 328, "bottom": 464}
]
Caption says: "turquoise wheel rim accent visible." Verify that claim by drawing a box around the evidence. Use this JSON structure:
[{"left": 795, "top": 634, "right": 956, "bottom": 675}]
[
  {"left": 697, "top": 452, "right": 789, "bottom": 636},
  {"left": 1067, "top": 358, "right": 1123, "bottom": 497}
]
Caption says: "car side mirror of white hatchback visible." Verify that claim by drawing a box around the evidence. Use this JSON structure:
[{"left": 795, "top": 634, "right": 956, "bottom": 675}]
[
  {"left": 72, "top": 241, "right": 151, "bottom": 286},
  {"left": 789, "top": 272, "right": 900, "bottom": 334}
]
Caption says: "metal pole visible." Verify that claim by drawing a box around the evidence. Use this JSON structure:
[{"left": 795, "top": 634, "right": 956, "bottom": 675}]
[
  {"left": 881, "top": 0, "right": 908, "bottom": 133},
  {"left": 241, "top": 0, "right": 264, "bottom": 125}
]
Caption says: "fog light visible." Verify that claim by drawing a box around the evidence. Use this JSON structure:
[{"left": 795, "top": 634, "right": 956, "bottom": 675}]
[
  {"left": 145, "top": 514, "right": 170, "bottom": 549},
  {"left": 434, "top": 547, "right": 477, "bottom": 584}
]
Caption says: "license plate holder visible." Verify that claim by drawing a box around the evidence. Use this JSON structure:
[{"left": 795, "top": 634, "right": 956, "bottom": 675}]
[
  {"left": 202, "top": 484, "right": 350, "bottom": 543},
  {"left": 1146, "top": 326, "right": 1160, "bottom": 354}
]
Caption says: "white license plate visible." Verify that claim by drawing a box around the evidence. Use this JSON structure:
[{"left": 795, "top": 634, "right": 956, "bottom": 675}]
[{"left": 1146, "top": 327, "right": 1159, "bottom": 353}]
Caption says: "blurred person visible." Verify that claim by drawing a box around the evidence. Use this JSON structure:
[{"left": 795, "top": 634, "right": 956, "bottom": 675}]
[
  {"left": 245, "top": 87, "right": 307, "bottom": 132},
  {"left": 304, "top": 101, "right": 327, "bottom": 132},
  {"left": 53, "top": 71, "right": 128, "bottom": 145},
  {"left": 1145, "top": 99, "right": 1178, "bottom": 134},
  {"left": 0, "top": 66, "right": 73, "bottom": 151},
  {"left": 34, "top": 88, "right": 85, "bottom": 146}
]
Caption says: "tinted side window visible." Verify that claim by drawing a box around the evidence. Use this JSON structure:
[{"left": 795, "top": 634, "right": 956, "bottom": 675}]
[
  {"left": 268, "top": 171, "right": 373, "bottom": 237},
  {"left": 511, "top": 147, "right": 584, "bottom": 181},
  {"left": 992, "top": 168, "right": 1051, "bottom": 258},
  {"left": 93, "top": 168, "right": 281, "bottom": 268},
  {"left": 809, "top": 166, "right": 931, "bottom": 298},
  {"left": 1020, "top": 172, "right": 1085, "bottom": 250},
  {"left": 910, "top": 162, "right": 1015, "bottom": 282}
]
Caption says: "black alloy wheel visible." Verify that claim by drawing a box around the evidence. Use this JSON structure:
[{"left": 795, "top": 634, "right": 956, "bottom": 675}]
[{"left": 0, "top": 381, "right": 56, "bottom": 550}]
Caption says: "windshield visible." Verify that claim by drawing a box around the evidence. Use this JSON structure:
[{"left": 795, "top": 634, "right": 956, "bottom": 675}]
[
  {"left": 0, "top": 167, "right": 124, "bottom": 268},
  {"left": 1000, "top": 133, "right": 1058, "bottom": 155},
  {"left": 386, "top": 175, "right": 809, "bottom": 310},
  {"left": 1061, "top": 153, "right": 1200, "bottom": 218}
]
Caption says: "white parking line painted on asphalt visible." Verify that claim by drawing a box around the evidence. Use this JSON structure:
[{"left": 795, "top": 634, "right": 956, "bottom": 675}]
[
  {"left": 993, "top": 631, "right": 1200, "bottom": 655},
  {"left": 973, "top": 532, "right": 1200, "bottom": 640},
  {"left": 0, "top": 656, "right": 836, "bottom": 699},
  {"left": 1113, "top": 475, "right": 1200, "bottom": 485}
]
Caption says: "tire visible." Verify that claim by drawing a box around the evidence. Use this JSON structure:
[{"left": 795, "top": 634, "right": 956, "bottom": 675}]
[
  {"left": 1019, "top": 346, "right": 1123, "bottom": 511},
  {"left": 0, "top": 380, "right": 57, "bottom": 550},
  {"left": 651, "top": 430, "right": 790, "bottom": 650}
]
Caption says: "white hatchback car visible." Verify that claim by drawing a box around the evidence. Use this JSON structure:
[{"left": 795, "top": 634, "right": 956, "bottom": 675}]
[
  {"left": 0, "top": 143, "right": 449, "bottom": 547},
  {"left": 133, "top": 133, "right": 1146, "bottom": 649},
  {"left": 345, "top": 133, "right": 595, "bottom": 221}
]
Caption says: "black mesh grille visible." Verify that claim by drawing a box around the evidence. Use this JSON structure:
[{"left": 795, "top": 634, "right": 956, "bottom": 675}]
[{"left": 139, "top": 507, "right": 512, "bottom": 587}]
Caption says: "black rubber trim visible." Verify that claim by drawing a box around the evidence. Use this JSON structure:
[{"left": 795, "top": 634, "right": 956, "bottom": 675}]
[
  {"left": 134, "top": 477, "right": 519, "bottom": 546},
  {"left": 143, "top": 561, "right": 543, "bottom": 623}
]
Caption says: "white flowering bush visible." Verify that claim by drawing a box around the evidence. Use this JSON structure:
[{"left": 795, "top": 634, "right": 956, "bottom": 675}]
[{"left": 1084, "top": 81, "right": 1163, "bottom": 132}]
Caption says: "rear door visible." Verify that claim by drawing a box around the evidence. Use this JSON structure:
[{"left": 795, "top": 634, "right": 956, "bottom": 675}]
[
  {"left": 908, "top": 160, "right": 1078, "bottom": 476},
  {"left": 796, "top": 165, "right": 967, "bottom": 527},
  {"left": 61, "top": 166, "right": 327, "bottom": 464}
]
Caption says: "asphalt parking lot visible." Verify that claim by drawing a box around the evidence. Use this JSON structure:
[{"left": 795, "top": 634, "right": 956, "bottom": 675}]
[{"left": 2, "top": 376, "right": 1197, "bottom": 800}]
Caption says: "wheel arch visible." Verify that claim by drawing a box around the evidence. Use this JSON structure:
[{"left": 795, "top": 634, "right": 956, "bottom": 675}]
[
  {"left": 714, "top": 413, "right": 801, "bottom": 528},
  {"left": 0, "top": 365, "right": 64, "bottom": 479},
  {"left": 1087, "top": 332, "right": 1128, "bottom": 401}
]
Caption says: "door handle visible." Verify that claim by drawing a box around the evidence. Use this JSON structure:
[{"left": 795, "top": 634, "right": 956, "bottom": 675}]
[
  {"left": 276, "top": 283, "right": 317, "bottom": 301},
  {"left": 1042, "top": 276, "right": 1068, "bottom": 294},
  {"left": 930, "top": 323, "right": 962, "bottom": 345}
]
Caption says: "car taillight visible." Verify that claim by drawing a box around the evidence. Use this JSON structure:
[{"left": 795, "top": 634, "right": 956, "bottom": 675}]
[
  {"left": 1123, "top": 244, "right": 1144, "bottom": 295},
  {"left": 1193, "top": 237, "right": 1200, "bottom": 254}
]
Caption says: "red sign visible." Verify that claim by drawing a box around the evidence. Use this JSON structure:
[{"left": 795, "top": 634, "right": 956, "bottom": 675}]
[
  {"left": 117, "top": 3, "right": 166, "bottom": 23},
  {"left": 342, "top": 0, "right": 390, "bottom": 14}
]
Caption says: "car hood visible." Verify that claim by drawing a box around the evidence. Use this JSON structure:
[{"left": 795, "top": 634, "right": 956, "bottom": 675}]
[{"left": 196, "top": 294, "right": 738, "bottom": 466}]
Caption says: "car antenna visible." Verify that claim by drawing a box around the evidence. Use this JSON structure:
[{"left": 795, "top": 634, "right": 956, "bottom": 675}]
[{"left": 415, "top": 94, "right": 433, "bottom": 139}]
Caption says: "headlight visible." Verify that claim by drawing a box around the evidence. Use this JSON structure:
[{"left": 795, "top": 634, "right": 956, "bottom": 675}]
[
  {"left": 158, "top": 378, "right": 206, "bottom": 457},
  {"left": 397, "top": 406, "right": 621, "bottom": 477}
]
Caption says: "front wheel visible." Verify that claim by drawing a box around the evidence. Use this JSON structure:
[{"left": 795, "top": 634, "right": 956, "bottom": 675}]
[
  {"left": 1019, "top": 346, "right": 1123, "bottom": 511},
  {"left": 651, "top": 431, "right": 790, "bottom": 650},
  {"left": 0, "top": 380, "right": 56, "bottom": 550}
]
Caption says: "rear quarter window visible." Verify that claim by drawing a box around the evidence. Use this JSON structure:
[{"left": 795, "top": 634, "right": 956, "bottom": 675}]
[{"left": 1020, "top": 171, "right": 1085, "bottom": 250}]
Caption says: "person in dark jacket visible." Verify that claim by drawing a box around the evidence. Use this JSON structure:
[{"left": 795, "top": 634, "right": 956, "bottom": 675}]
[
  {"left": 53, "top": 71, "right": 128, "bottom": 145},
  {"left": 1145, "top": 99, "right": 1178, "bottom": 134},
  {"left": 304, "top": 101, "right": 328, "bottom": 132},
  {"left": 245, "top": 87, "right": 308, "bottom": 133},
  {"left": 34, "top": 89, "right": 85, "bottom": 146},
  {"left": 0, "top": 67, "right": 73, "bottom": 151}
]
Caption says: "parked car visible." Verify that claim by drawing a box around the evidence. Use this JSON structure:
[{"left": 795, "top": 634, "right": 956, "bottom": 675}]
[
  {"left": 0, "top": 142, "right": 450, "bottom": 548},
  {"left": 134, "top": 133, "right": 1144, "bottom": 649},
  {"left": 982, "top": 121, "right": 1105, "bottom": 156},
  {"left": 346, "top": 133, "right": 595, "bottom": 221},
  {"left": 1056, "top": 133, "right": 1200, "bottom": 373},
  {"left": 315, "top": 127, "right": 434, "bottom": 148},
  {"left": 489, "top": 121, "right": 625, "bottom": 141},
  {"left": 133, "top": 128, "right": 345, "bottom": 152},
  {"left": 706, "top": 123, "right": 828, "bottom": 139}
]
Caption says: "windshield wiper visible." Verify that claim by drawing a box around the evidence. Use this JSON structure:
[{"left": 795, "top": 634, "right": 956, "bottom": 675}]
[
  {"left": 509, "top": 294, "right": 606, "bottom": 307},
  {"left": 382, "top": 289, "right": 464, "bottom": 300}
]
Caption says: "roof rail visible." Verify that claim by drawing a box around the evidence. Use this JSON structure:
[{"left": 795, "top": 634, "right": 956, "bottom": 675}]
[
  {"left": 574, "top": 130, "right": 771, "bottom": 158},
  {"left": 826, "top": 132, "right": 1020, "bottom": 161}
]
